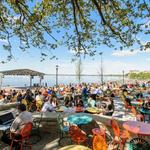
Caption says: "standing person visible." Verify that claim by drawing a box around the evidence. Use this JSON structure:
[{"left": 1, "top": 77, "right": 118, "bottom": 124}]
[
  {"left": 81, "top": 85, "right": 88, "bottom": 106},
  {"left": 1, "top": 104, "right": 32, "bottom": 150}
]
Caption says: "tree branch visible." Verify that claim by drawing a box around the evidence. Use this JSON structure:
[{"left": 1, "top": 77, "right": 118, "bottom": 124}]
[{"left": 92, "top": 0, "right": 128, "bottom": 45}]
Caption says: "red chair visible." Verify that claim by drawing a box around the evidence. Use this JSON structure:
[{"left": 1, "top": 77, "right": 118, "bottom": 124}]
[
  {"left": 124, "top": 101, "right": 132, "bottom": 115},
  {"left": 92, "top": 134, "right": 108, "bottom": 150},
  {"left": 111, "top": 119, "right": 130, "bottom": 150},
  {"left": 10, "top": 122, "right": 33, "bottom": 150},
  {"left": 131, "top": 106, "right": 144, "bottom": 121},
  {"left": 69, "top": 125, "right": 87, "bottom": 144}
]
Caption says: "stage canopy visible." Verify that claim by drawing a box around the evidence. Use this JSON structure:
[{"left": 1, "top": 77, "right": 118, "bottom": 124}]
[
  {"left": 0, "top": 69, "right": 45, "bottom": 76},
  {"left": 0, "top": 69, "right": 45, "bottom": 87}
]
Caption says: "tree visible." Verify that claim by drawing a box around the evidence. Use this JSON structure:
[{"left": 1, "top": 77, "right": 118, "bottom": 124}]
[
  {"left": 0, "top": 0, "right": 150, "bottom": 63},
  {"left": 75, "top": 57, "right": 82, "bottom": 83},
  {"left": 129, "top": 72, "right": 150, "bottom": 80}
]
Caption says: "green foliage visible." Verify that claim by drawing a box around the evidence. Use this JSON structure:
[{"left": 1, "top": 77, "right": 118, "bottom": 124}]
[
  {"left": 0, "top": 0, "right": 150, "bottom": 63},
  {"left": 129, "top": 72, "right": 150, "bottom": 80}
]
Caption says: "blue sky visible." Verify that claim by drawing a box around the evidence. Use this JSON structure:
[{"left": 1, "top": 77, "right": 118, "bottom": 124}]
[
  {"left": 0, "top": 35, "right": 150, "bottom": 75},
  {"left": 0, "top": 2, "right": 150, "bottom": 75}
]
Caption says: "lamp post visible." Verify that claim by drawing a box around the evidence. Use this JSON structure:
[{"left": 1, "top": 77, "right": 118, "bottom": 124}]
[
  {"left": 0, "top": 73, "right": 3, "bottom": 90},
  {"left": 56, "top": 65, "right": 59, "bottom": 87},
  {"left": 99, "top": 52, "right": 103, "bottom": 85},
  {"left": 123, "top": 70, "right": 125, "bottom": 84}
]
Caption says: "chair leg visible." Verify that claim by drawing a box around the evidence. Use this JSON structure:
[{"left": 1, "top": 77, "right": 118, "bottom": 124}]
[
  {"left": 10, "top": 140, "right": 13, "bottom": 150},
  {"left": 20, "top": 142, "right": 23, "bottom": 150}
]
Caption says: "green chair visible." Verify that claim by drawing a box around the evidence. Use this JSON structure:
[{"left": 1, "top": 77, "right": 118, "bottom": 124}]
[
  {"left": 57, "top": 113, "right": 71, "bottom": 146},
  {"left": 30, "top": 113, "right": 43, "bottom": 144}
]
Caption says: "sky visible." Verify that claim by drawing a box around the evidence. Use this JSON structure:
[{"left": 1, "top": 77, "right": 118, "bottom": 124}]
[
  {"left": 0, "top": 37, "right": 150, "bottom": 75},
  {"left": 0, "top": 2, "right": 150, "bottom": 75}
]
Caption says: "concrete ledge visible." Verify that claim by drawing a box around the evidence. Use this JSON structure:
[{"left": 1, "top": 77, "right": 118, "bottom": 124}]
[{"left": 0, "top": 102, "right": 19, "bottom": 111}]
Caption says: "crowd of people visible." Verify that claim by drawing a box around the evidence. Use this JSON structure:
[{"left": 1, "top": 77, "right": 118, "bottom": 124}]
[
  {"left": 0, "top": 81, "right": 150, "bottom": 149},
  {"left": 0, "top": 81, "right": 150, "bottom": 114}
]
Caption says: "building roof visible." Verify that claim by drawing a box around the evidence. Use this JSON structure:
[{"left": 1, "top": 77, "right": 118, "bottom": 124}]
[{"left": 0, "top": 69, "right": 45, "bottom": 76}]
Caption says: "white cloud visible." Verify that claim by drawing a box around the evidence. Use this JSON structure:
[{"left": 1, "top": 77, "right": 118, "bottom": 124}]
[
  {"left": 69, "top": 48, "right": 88, "bottom": 54},
  {"left": 140, "top": 48, "right": 150, "bottom": 53},
  {"left": 112, "top": 50, "right": 137, "bottom": 57},
  {"left": 112, "top": 47, "right": 150, "bottom": 57},
  {"left": 0, "top": 39, "right": 8, "bottom": 44}
]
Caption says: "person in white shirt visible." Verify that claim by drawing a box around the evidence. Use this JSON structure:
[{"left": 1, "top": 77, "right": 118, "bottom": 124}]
[
  {"left": 10, "top": 104, "right": 32, "bottom": 133},
  {"left": 1, "top": 104, "right": 32, "bottom": 150},
  {"left": 41, "top": 99, "right": 54, "bottom": 112}
]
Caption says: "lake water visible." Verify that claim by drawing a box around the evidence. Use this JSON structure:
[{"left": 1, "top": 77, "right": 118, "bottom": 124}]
[{"left": 1, "top": 75, "right": 124, "bottom": 87}]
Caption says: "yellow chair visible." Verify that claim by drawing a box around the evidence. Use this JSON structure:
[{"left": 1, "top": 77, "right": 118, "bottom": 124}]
[{"left": 36, "top": 100, "right": 43, "bottom": 111}]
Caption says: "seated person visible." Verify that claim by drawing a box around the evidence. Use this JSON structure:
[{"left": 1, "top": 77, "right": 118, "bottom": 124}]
[
  {"left": 125, "top": 97, "right": 131, "bottom": 106},
  {"left": 73, "top": 96, "right": 84, "bottom": 107},
  {"left": 142, "top": 97, "right": 150, "bottom": 110},
  {"left": 41, "top": 99, "right": 54, "bottom": 112},
  {"left": 1, "top": 104, "right": 32, "bottom": 149},
  {"left": 87, "top": 95, "right": 96, "bottom": 107},
  {"left": 103, "top": 104, "right": 114, "bottom": 116},
  {"left": 51, "top": 96, "right": 58, "bottom": 108},
  {"left": 65, "top": 99, "right": 73, "bottom": 107}
]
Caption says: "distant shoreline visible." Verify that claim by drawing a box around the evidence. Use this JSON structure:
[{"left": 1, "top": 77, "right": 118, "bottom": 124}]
[{"left": 45, "top": 74, "right": 125, "bottom": 77}]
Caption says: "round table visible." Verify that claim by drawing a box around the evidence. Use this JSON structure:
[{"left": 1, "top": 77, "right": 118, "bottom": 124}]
[
  {"left": 131, "top": 101, "right": 143, "bottom": 106},
  {"left": 137, "top": 108, "right": 150, "bottom": 115},
  {"left": 67, "top": 113, "right": 92, "bottom": 126},
  {"left": 123, "top": 121, "right": 150, "bottom": 136},
  {"left": 58, "top": 145, "right": 91, "bottom": 150}
]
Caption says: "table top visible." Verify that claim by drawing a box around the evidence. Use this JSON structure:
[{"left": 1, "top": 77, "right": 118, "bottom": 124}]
[
  {"left": 67, "top": 113, "right": 92, "bottom": 125},
  {"left": 137, "top": 108, "right": 150, "bottom": 114},
  {"left": 131, "top": 101, "right": 143, "bottom": 105},
  {"left": 123, "top": 121, "right": 150, "bottom": 136},
  {"left": 58, "top": 145, "right": 91, "bottom": 150}
]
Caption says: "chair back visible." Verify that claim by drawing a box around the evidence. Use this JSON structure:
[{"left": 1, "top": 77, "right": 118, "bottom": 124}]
[
  {"left": 111, "top": 119, "right": 120, "bottom": 137},
  {"left": 20, "top": 122, "right": 32, "bottom": 138},
  {"left": 69, "top": 125, "right": 87, "bottom": 144},
  {"left": 57, "top": 113, "right": 63, "bottom": 123},
  {"left": 131, "top": 106, "right": 137, "bottom": 116},
  {"left": 92, "top": 134, "right": 108, "bottom": 150},
  {"left": 69, "top": 125, "right": 80, "bottom": 135}
]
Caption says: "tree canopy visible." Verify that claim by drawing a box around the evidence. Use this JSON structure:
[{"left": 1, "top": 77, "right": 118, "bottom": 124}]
[
  {"left": 128, "top": 72, "right": 150, "bottom": 80},
  {"left": 0, "top": 0, "right": 150, "bottom": 62}
]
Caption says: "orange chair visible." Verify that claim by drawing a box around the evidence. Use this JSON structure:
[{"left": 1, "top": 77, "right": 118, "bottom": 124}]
[
  {"left": 92, "top": 134, "right": 108, "bottom": 150},
  {"left": 92, "top": 128, "right": 106, "bottom": 140},
  {"left": 10, "top": 122, "right": 32, "bottom": 150},
  {"left": 111, "top": 119, "right": 130, "bottom": 150},
  {"left": 131, "top": 106, "right": 144, "bottom": 121},
  {"left": 69, "top": 125, "right": 87, "bottom": 144}
]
